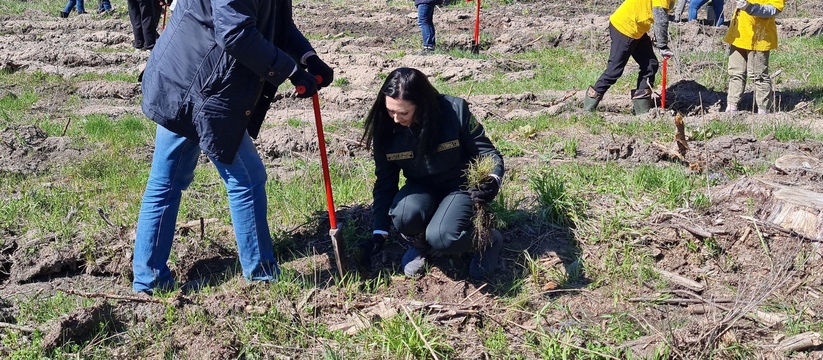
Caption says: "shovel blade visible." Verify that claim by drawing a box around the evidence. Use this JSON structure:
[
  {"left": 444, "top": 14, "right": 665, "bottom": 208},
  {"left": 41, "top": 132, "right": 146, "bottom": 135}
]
[{"left": 329, "top": 227, "right": 346, "bottom": 277}]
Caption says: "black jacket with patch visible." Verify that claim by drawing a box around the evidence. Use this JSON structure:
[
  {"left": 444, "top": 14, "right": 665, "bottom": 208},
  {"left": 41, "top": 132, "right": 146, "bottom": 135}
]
[{"left": 372, "top": 94, "right": 504, "bottom": 232}]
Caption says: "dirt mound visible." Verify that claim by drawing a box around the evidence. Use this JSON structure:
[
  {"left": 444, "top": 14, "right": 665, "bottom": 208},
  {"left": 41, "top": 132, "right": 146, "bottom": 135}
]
[{"left": 0, "top": 125, "right": 81, "bottom": 175}]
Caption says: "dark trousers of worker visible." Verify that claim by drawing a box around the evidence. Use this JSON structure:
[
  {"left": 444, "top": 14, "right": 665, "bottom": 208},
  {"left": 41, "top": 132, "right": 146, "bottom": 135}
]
[
  {"left": 127, "top": 0, "right": 160, "bottom": 50},
  {"left": 389, "top": 182, "right": 474, "bottom": 255},
  {"left": 593, "top": 23, "right": 659, "bottom": 95}
]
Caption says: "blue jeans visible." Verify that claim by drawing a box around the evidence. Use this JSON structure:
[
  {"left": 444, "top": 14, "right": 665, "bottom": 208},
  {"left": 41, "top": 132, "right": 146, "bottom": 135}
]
[
  {"left": 63, "top": 0, "right": 85, "bottom": 13},
  {"left": 132, "top": 125, "right": 279, "bottom": 293},
  {"left": 689, "top": 0, "right": 725, "bottom": 26},
  {"left": 99, "top": 0, "right": 112, "bottom": 11},
  {"left": 417, "top": 3, "right": 436, "bottom": 49}
]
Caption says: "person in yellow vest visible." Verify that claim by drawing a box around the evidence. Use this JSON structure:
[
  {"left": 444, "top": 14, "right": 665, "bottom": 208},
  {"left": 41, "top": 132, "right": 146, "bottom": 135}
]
[
  {"left": 583, "top": 0, "right": 673, "bottom": 114},
  {"left": 724, "top": 0, "right": 783, "bottom": 114}
]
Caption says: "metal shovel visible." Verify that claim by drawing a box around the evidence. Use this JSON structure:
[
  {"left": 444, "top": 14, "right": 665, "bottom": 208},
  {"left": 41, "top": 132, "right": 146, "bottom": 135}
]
[{"left": 297, "top": 76, "right": 347, "bottom": 278}]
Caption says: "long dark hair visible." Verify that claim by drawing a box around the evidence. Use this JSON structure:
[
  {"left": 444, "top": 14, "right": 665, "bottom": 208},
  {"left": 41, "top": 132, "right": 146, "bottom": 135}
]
[{"left": 361, "top": 67, "right": 442, "bottom": 155}]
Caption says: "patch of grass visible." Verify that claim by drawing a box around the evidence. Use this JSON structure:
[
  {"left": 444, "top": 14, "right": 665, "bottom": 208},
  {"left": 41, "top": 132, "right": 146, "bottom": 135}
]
[
  {"left": 434, "top": 47, "right": 602, "bottom": 95},
  {"left": 74, "top": 72, "right": 138, "bottom": 83},
  {"left": 757, "top": 121, "right": 814, "bottom": 141},
  {"left": 358, "top": 310, "right": 454, "bottom": 359},
  {"left": 0, "top": 0, "right": 64, "bottom": 16},
  {"left": 689, "top": 119, "right": 751, "bottom": 140},
  {"left": 16, "top": 292, "right": 93, "bottom": 324},
  {"left": 0, "top": 90, "right": 38, "bottom": 111},
  {"left": 530, "top": 168, "right": 585, "bottom": 228},
  {"left": 630, "top": 165, "right": 702, "bottom": 209}
]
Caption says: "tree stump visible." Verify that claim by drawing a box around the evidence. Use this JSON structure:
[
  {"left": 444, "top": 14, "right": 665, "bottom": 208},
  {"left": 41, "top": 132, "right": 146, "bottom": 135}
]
[
  {"left": 715, "top": 173, "right": 823, "bottom": 241},
  {"left": 773, "top": 155, "right": 823, "bottom": 175}
]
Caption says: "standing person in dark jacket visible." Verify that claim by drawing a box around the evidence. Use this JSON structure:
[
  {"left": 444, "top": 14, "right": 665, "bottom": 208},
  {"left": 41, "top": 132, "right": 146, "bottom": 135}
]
[
  {"left": 133, "top": 0, "right": 334, "bottom": 294},
  {"left": 358, "top": 68, "right": 505, "bottom": 279},
  {"left": 415, "top": 0, "right": 443, "bottom": 54},
  {"left": 583, "top": 0, "right": 674, "bottom": 114},
  {"left": 127, "top": 0, "right": 162, "bottom": 50}
]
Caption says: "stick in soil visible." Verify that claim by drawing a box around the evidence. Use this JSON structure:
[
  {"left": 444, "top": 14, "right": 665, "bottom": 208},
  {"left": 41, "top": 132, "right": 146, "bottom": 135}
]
[{"left": 401, "top": 305, "right": 441, "bottom": 360}]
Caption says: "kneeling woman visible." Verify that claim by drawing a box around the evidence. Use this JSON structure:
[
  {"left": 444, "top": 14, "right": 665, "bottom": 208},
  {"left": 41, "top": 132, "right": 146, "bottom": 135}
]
[{"left": 359, "top": 67, "right": 505, "bottom": 279}]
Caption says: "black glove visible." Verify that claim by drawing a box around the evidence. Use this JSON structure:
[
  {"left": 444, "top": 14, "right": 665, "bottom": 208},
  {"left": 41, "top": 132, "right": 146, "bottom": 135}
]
[
  {"left": 357, "top": 234, "right": 386, "bottom": 271},
  {"left": 305, "top": 56, "right": 334, "bottom": 89},
  {"left": 468, "top": 176, "right": 500, "bottom": 205},
  {"left": 289, "top": 68, "right": 318, "bottom": 99}
]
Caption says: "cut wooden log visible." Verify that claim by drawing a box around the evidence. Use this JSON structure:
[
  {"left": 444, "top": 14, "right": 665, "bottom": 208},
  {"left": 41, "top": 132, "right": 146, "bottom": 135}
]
[
  {"left": 714, "top": 176, "right": 823, "bottom": 241},
  {"left": 773, "top": 155, "right": 823, "bottom": 175},
  {"left": 775, "top": 331, "right": 822, "bottom": 353},
  {"left": 757, "top": 178, "right": 823, "bottom": 241}
]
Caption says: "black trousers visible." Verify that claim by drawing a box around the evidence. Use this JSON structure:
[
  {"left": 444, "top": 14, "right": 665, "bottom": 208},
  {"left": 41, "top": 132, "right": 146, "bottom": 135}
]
[
  {"left": 593, "top": 23, "right": 659, "bottom": 95},
  {"left": 127, "top": 0, "right": 162, "bottom": 49},
  {"left": 389, "top": 182, "right": 475, "bottom": 255}
]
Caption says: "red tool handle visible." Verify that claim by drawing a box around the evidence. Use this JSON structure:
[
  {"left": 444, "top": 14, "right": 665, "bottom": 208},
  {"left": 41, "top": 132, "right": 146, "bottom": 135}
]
[
  {"left": 661, "top": 56, "right": 669, "bottom": 109},
  {"left": 296, "top": 75, "right": 338, "bottom": 229},
  {"left": 312, "top": 92, "right": 337, "bottom": 229},
  {"left": 161, "top": 2, "right": 168, "bottom": 30},
  {"left": 466, "top": 0, "right": 481, "bottom": 48}
]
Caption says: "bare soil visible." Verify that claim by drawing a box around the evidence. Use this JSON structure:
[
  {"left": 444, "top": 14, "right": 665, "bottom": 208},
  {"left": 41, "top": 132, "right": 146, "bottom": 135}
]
[{"left": 2, "top": 1, "right": 823, "bottom": 358}]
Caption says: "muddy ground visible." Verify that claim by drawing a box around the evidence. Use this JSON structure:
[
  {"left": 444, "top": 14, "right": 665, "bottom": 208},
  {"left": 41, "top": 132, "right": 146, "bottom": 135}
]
[{"left": 1, "top": 0, "right": 823, "bottom": 358}]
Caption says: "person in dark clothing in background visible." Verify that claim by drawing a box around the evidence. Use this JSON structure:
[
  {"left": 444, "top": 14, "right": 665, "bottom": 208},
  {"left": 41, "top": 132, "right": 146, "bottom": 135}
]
[
  {"left": 132, "top": 0, "right": 334, "bottom": 294},
  {"left": 127, "top": 0, "right": 163, "bottom": 50},
  {"left": 358, "top": 67, "right": 505, "bottom": 280}
]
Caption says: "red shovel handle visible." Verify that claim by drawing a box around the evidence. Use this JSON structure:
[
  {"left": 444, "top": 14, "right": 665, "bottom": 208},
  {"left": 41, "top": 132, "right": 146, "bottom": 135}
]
[
  {"left": 295, "top": 75, "right": 337, "bottom": 229},
  {"left": 661, "top": 56, "right": 669, "bottom": 109}
]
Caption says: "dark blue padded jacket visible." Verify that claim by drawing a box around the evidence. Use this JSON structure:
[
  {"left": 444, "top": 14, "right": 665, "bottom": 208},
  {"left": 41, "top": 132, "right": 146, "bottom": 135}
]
[{"left": 140, "top": 0, "right": 314, "bottom": 164}]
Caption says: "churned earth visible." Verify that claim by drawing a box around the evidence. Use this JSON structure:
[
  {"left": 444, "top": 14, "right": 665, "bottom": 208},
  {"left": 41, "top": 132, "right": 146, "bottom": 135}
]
[{"left": 1, "top": 0, "right": 823, "bottom": 358}]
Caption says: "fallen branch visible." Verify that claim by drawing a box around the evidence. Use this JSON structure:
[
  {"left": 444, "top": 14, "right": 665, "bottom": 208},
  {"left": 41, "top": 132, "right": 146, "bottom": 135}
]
[
  {"left": 739, "top": 215, "right": 819, "bottom": 243},
  {"left": 775, "top": 331, "right": 822, "bottom": 353},
  {"left": 96, "top": 207, "right": 115, "bottom": 227},
  {"left": 678, "top": 222, "right": 713, "bottom": 239},
  {"left": 0, "top": 321, "right": 36, "bottom": 333},
  {"left": 461, "top": 283, "right": 487, "bottom": 304},
  {"left": 58, "top": 288, "right": 171, "bottom": 304},
  {"left": 628, "top": 296, "right": 734, "bottom": 305},
  {"left": 432, "top": 309, "right": 479, "bottom": 322},
  {"left": 671, "top": 289, "right": 787, "bottom": 327},
  {"left": 653, "top": 268, "right": 705, "bottom": 292}
]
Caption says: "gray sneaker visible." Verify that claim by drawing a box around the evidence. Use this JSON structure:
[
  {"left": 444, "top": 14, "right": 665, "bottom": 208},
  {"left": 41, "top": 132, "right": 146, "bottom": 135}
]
[{"left": 469, "top": 229, "right": 504, "bottom": 280}]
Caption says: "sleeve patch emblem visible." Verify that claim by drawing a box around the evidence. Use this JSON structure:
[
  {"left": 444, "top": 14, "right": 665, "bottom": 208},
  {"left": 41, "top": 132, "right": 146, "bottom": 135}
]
[
  {"left": 435, "top": 140, "right": 460, "bottom": 152},
  {"left": 386, "top": 151, "right": 414, "bottom": 161}
]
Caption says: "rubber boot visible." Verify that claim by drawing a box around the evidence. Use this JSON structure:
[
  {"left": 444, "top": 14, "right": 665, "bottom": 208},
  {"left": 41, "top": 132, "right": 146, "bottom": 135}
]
[
  {"left": 631, "top": 88, "right": 654, "bottom": 115},
  {"left": 583, "top": 86, "right": 602, "bottom": 112},
  {"left": 59, "top": 11, "right": 69, "bottom": 18}
]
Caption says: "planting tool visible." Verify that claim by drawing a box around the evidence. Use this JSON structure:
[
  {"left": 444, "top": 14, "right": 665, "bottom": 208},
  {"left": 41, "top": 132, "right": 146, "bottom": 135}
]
[
  {"left": 297, "top": 76, "right": 347, "bottom": 278},
  {"left": 466, "top": 0, "right": 481, "bottom": 53},
  {"left": 161, "top": 1, "right": 168, "bottom": 30},
  {"left": 661, "top": 55, "right": 669, "bottom": 108}
]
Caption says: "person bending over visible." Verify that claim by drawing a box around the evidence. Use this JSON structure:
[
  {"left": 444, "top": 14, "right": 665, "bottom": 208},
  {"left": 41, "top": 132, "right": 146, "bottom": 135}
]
[{"left": 359, "top": 67, "right": 505, "bottom": 280}]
